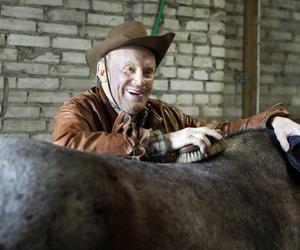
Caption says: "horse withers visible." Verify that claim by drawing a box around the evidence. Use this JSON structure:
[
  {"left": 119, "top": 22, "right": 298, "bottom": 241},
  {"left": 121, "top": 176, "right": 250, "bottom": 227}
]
[{"left": 0, "top": 129, "right": 299, "bottom": 250}]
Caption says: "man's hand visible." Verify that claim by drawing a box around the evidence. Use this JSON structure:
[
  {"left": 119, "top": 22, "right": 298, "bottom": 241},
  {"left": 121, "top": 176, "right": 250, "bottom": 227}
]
[
  {"left": 271, "top": 116, "right": 300, "bottom": 152},
  {"left": 165, "top": 127, "right": 223, "bottom": 155}
]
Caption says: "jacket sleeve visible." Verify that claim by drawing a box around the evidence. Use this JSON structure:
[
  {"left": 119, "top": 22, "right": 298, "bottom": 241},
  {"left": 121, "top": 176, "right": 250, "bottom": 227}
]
[
  {"left": 187, "top": 103, "right": 290, "bottom": 136},
  {"left": 52, "top": 100, "right": 152, "bottom": 159}
]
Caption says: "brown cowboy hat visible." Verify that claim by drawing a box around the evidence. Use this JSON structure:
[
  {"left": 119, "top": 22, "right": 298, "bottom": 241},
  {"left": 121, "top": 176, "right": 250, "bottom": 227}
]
[{"left": 85, "top": 20, "right": 175, "bottom": 72}]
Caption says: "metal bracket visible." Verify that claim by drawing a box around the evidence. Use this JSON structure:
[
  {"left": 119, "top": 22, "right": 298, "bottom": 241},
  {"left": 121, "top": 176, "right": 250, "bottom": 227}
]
[{"left": 234, "top": 70, "right": 249, "bottom": 84}]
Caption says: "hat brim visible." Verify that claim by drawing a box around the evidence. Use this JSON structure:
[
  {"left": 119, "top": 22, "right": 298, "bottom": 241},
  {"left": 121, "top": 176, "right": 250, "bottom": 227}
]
[{"left": 86, "top": 32, "right": 175, "bottom": 72}]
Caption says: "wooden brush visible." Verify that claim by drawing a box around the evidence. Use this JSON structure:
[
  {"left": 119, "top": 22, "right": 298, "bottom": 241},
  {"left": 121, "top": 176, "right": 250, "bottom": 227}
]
[{"left": 175, "top": 136, "right": 228, "bottom": 163}]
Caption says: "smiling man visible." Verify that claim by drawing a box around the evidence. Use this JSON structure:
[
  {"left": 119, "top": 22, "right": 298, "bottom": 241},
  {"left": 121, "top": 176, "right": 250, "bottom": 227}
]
[{"left": 52, "top": 20, "right": 300, "bottom": 162}]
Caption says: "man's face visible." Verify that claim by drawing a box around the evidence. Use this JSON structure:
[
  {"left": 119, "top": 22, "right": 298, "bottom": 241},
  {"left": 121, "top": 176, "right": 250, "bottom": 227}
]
[{"left": 104, "top": 46, "right": 156, "bottom": 116}]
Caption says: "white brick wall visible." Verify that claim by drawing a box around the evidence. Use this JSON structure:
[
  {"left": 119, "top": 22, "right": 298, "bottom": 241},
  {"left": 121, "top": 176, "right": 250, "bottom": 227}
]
[{"left": 0, "top": 0, "right": 298, "bottom": 140}]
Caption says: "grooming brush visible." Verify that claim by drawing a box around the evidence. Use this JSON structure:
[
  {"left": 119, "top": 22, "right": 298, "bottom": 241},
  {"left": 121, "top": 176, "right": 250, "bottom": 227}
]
[{"left": 175, "top": 136, "right": 228, "bottom": 163}]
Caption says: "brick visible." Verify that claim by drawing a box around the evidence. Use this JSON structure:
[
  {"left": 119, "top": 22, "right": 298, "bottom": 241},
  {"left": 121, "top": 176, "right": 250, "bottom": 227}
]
[
  {"left": 32, "top": 133, "right": 52, "bottom": 142},
  {"left": 270, "top": 86, "right": 297, "bottom": 95},
  {"left": 224, "top": 107, "right": 242, "bottom": 118},
  {"left": 224, "top": 49, "right": 242, "bottom": 59},
  {"left": 38, "top": 22, "right": 78, "bottom": 35},
  {"left": 210, "top": 71, "right": 224, "bottom": 81},
  {"left": 161, "top": 94, "right": 176, "bottom": 104},
  {"left": 186, "top": 21, "right": 208, "bottom": 31},
  {"left": 18, "top": 78, "right": 59, "bottom": 89},
  {"left": 195, "top": 45, "right": 210, "bottom": 55},
  {"left": 25, "top": 52, "right": 60, "bottom": 63},
  {"left": 178, "top": 94, "right": 193, "bottom": 105},
  {"left": 176, "top": 55, "right": 193, "bottom": 66},
  {"left": 178, "top": 43, "right": 193, "bottom": 54},
  {"left": 87, "top": 14, "right": 124, "bottom": 26},
  {"left": 65, "top": 0, "right": 90, "bottom": 9},
  {"left": 190, "top": 32, "right": 208, "bottom": 43},
  {"left": 0, "top": 18, "right": 36, "bottom": 32},
  {"left": 268, "top": 31, "right": 292, "bottom": 41},
  {"left": 173, "top": 32, "right": 190, "bottom": 41},
  {"left": 205, "top": 81, "right": 224, "bottom": 92},
  {"left": 47, "top": 9, "right": 85, "bottom": 23},
  {"left": 158, "top": 67, "right": 176, "bottom": 78},
  {"left": 284, "top": 64, "right": 300, "bottom": 74},
  {"left": 52, "top": 37, "right": 91, "bottom": 50},
  {"left": 144, "top": 3, "right": 158, "bottom": 14},
  {"left": 163, "top": 55, "right": 174, "bottom": 66},
  {"left": 213, "top": 0, "right": 225, "bottom": 8},
  {"left": 41, "top": 106, "right": 59, "bottom": 118},
  {"left": 195, "top": 94, "right": 209, "bottom": 104},
  {"left": 209, "top": 22, "right": 225, "bottom": 33},
  {"left": 153, "top": 80, "right": 168, "bottom": 91},
  {"left": 292, "top": 12, "right": 300, "bottom": 21},
  {"left": 193, "top": 57, "right": 213, "bottom": 67},
  {"left": 211, "top": 34, "right": 225, "bottom": 45},
  {"left": 210, "top": 94, "right": 223, "bottom": 105},
  {"left": 20, "top": 0, "right": 63, "bottom": 6},
  {"left": 93, "top": 1, "right": 123, "bottom": 13},
  {"left": 62, "top": 52, "right": 86, "bottom": 64},
  {"left": 291, "top": 97, "right": 300, "bottom": 106},
  {"left": 60, "top": 78, "right": 94, "bottom": 90},
  {"left": 0, "top": 48, "right": 17, "bottom": 61},
  {"left": 163, "top": 19, "right": 180, "bottom": 30},
  {"left": 4, "top": 63, "right": 48, "bottom": 75},
  {"left": 261, "top": 74, "right": 275, "bottom": 84},
  {"left": 211, "top": 47, "right": 225, "bottom": 58},
  {"left": 7, "top": 34, "right": 50, "bottom": 48},
  {"left": 193, "top": 70, "right": 208, "bottom": 80},
  {"left": 215, "top": 59, "right": 224, "bottom": 70},
  {"left": 7, "top": 91, "right": 28, "bottom": 103},
  {"left": 79, "top": 26, "right": 110, "bottom": 39},
  {"left": 0, "top": 34, "right": 5, "bottom": 46},
  {"left": 180, "top": 106, "right": 199, "bottom": 117},
  {"left": 1, "top": 5, "right": 44, "bottom": 19},
  {"left": 177, "top": 6, "right": 194, "bottom": 17},
  {"left": 165, "top": 6, "right": 176, "bottom": 16},
  {"left": 195, "top": 8, "right": 210, "bottom": 18},
  {"left": 28, "top": 91, "right": 70, "bottom": 103},
  {"left": 3, "top": 120, "right": 46, "bottom": 132},
  {"left": 50, "top": 65, "right": 90, "bottom": 77},
  {"left": 6, "top": 106, "right": 40, "bottom": 118},
  {"left": 193, "top": 0, "right": 210, "bottom": 7},
  {"left": 6, "top": 77, "right": 17, "bottom": 88},
  {"left": 204, "top": 106, "right": 223, "bottom": 117},
  {"left": 260, "top": 63, "right": 283, "bottom": 73},
  {"left": 176, "top": 0, "right": 192, "bottom": 5},
  {"left": 264, "top": 8, "right": 290, "bottom": 19},
  {"left": 177, "top": 68, "right": 191, "bottom": 79},
  {"left": 171, "top": 80, "right": 203, "bottom": 91}
]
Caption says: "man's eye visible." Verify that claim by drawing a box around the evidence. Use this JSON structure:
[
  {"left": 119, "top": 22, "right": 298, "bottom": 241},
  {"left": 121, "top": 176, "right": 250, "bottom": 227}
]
[{"left": 128, "top": 66, "right": 135, "bottom": 73}]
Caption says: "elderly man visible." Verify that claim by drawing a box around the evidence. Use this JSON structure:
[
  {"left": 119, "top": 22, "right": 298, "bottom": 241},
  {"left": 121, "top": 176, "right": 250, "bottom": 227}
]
[{"left": 52, "top": 20, "right": 300, "bottom": 162}]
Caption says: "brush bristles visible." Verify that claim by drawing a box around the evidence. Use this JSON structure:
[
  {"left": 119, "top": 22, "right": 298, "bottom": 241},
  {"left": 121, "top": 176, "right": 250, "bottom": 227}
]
[{"left": 176, "top": 138, "right": 228, "bottom": 163}]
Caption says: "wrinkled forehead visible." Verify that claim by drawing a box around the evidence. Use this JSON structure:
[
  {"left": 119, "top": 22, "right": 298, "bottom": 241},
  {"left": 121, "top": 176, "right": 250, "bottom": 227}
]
[{"left": 107, "top": 45, "right": 156, "bottom": 67}]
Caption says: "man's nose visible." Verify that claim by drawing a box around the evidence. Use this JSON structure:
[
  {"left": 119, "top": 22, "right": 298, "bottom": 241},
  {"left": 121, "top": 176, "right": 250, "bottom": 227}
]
[{"left": 132, "top": 69, "right": 144, "bottom": 86}]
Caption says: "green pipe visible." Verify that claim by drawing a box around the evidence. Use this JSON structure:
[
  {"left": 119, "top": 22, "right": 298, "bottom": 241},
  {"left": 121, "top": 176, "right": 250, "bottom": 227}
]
[{"left": 151, "top": 0, "right": 166, "bottom": 36}]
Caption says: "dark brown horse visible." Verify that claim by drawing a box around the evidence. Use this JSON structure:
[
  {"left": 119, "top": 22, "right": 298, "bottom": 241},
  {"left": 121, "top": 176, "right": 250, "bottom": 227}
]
[{"left": 0, "top": 129, "right": 299, "bottom": 250}]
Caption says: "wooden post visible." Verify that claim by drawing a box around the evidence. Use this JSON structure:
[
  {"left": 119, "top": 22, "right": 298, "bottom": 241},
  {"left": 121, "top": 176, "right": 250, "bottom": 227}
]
[{"left": 243, "top": 0, "right": 258, "bottom": 117}]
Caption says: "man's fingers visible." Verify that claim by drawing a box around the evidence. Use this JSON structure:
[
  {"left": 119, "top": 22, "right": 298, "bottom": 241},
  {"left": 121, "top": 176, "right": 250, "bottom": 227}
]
[{"left": 275, "top": 131, "right": 290, "bottom": 152}]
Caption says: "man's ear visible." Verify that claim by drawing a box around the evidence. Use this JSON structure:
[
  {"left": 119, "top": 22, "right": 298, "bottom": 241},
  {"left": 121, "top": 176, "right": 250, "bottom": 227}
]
[{"left": 96, "top": 61, "right": 107, "bottom": 83}]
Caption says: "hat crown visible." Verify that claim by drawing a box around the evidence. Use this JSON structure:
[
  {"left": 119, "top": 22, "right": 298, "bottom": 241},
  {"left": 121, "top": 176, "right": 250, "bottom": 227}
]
[{"left": 107, "top": 21, "right": 148, "bottom": 40}]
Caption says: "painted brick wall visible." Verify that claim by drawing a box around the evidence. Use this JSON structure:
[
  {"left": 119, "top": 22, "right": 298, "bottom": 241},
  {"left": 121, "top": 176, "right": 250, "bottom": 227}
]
[
  {"left": 0, "top": 0, "right": 299, "bottom": 141},
  {"left": 223, "top": 0, "right": 300, "bottom": 120}
]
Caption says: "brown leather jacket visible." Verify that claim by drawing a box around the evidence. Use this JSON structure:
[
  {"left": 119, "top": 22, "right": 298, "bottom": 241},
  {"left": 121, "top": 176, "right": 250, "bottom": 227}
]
[{"left": 52, "top": 86, "right": 289, "bottom": 160}]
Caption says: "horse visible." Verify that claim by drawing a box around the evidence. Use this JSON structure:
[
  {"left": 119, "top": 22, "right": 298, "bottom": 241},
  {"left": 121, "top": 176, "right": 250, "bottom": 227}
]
[{"left": 0, "top": 129, "right": 299, "bottom": 250}]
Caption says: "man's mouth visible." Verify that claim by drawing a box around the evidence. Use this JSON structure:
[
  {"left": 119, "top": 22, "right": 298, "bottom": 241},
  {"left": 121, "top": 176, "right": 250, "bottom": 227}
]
[{"left": 126, "top": 88, "right": 143, "bottom": 96}]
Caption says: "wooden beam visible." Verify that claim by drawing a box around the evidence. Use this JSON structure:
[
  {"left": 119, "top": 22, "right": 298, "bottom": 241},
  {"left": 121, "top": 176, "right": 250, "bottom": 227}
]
[{"left": 243, "top": 0, "right": 258, "bottom": 117}]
